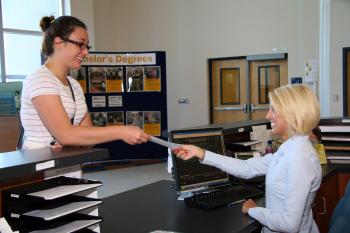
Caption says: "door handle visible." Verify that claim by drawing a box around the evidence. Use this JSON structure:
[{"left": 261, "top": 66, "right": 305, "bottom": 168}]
[
  {"left": 250, "top": 104, "right": 269, "bottom": 113},
  {"left": 214, "top": 105, "right": 248, "bottom": 113},
  {"left": 317, "top": 197, "right": 327, "bottom": 215},
  {"left": 242, "top": 104, "right": 248, "bottom": 113}
]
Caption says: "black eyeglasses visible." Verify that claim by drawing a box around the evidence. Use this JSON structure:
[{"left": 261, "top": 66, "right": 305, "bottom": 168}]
[{"left": 61, "top": 38, "right": 91, "bottom": 51}]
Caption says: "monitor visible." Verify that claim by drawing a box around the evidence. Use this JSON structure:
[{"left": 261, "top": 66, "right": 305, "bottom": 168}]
[{"left": 169, "top": 127, "right": 230, "bottom": 194}]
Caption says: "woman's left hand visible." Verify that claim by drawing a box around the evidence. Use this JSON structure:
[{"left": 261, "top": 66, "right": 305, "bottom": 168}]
[{"left": 242, "top": 199, "right": 257, "bottom": 213}]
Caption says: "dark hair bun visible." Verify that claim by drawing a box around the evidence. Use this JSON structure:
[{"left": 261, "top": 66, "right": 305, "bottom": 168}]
[{"left": 39, "top": 16, "right": 55, "bottom": 32}]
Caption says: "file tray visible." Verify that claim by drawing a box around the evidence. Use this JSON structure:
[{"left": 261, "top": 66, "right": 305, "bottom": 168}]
[
  {"left": 15, "top": 213, "right": 102, "bottom": 233},
  {"left": 3, "top": 176, "right": 102, "bottom": 200},
  {"left": 6, "top": 196, "right": 102, "bottom": 221}
]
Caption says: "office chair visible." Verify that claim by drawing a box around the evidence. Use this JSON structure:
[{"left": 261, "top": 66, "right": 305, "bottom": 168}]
[{"left": 329, "top": 180, "right": 350, "bottom": 233}]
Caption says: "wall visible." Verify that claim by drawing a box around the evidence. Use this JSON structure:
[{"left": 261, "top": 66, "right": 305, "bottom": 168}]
[
  {"left": 71, "top": 0, "right": 345, "bottom": 129},
  {"left": 70, "top": 0, "right": 95, "bottom": 48}
]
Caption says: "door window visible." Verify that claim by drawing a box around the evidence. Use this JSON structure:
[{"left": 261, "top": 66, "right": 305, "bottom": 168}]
[
  {"left": 220, "top": 68, "right": 240, "bottom": 105},
  {"left": 258, "top": 65, "right": 280, "bottom": 104}
]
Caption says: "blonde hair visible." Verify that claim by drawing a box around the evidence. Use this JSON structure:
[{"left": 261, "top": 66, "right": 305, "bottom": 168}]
[{"left": 269, "top": 84, "right": 320, "bottom": 137}]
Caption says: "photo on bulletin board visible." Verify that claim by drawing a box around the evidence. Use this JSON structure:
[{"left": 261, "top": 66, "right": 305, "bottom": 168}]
[
  {"left": 126, "top": 111, "right": 144, "bottom": 129},
  {"left": 88, "top": 67, "right": 106, "bottom": 93},
  {"left": 144, "top": 66, "right": 161, "bottom": 92},
  {"left": 90, "top": 112, "right": 107, "bottom": 126},
  {"left": 106, "top": 67, "right": 124, "bottom": 93},
  {"left": 143, "top": 111, "right": 161, "bottom": 136},
  {"left": 70, "top": 67, "right": 87, "bottom": 93},
  {"left": 126, "top": 66, "right": 144, "bottom": 92},
  {"left": 107, "top": 111, "right": 124, "bottom": 126}
]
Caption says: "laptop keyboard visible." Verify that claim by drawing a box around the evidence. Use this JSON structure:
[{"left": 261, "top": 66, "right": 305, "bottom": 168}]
[{"left": 184, "top": 184, "right": 264, "bottom": 209}]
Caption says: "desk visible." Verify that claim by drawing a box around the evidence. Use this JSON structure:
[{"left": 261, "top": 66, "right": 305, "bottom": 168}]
[
  {"left": 100, "top": 180, "right": 263, "bottom": 233},
  {"left": 0, "top": 147, "right": 109, "bottom": 217}
]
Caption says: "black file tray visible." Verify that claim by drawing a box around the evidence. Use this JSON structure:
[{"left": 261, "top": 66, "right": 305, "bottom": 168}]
[
  {"left": 2, "top": 176, "right": 103, "bottom": 233},
  {"left": 3, "top": 176, "right": 102, "bottom": 200},
  {"left": 6, "top": 195, "right": 102, "bottom": 221},
  {"left": 13, "top": 213, "right": 102, "bottom": 233}
]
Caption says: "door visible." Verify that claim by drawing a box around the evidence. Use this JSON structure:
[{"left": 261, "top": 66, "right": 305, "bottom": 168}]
[
  {"left": 209, "top": 54, "right": 288, "bottom": 124},
  {"left": 210, "top": 58, "right": 249, "bottom": 124},
  {"left": 249, "top": 59, "right": 288, "bottom": 120},
  {"left": 344, "top": 48, "right": 350, "bottom": 117}
]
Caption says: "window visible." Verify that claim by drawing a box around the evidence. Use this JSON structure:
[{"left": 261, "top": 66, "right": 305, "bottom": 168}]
[{"left": 0, "top": 0, "right": 68, "bottom": 82}]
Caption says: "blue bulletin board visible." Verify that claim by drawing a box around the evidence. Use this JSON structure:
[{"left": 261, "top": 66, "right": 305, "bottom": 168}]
[{"left": 71, "top": 51, "right": 168, "bottom": 161}]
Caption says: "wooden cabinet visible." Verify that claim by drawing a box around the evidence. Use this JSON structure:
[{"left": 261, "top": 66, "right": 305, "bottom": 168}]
[
  {"left": 313, "top": 174, "right": 338, "bottom": 233},
  {"left": 313, "top": 172, "right": 350, "bottom": 233},
  {"left": 338, "top": 173, "right": 350, "bottom": 196}
]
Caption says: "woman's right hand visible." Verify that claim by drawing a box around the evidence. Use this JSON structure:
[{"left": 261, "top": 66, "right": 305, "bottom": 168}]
[
  {"left": 119, "top": 126, "right": 150, "bottom": 145},
  {"left": 172, "top": 145, "right": 205, "bottom": 160}
]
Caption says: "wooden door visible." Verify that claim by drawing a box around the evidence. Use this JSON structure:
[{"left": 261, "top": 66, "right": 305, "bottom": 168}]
[
  {"left": 210, "top": 58, "right": 249, "bottom": 124},
  {"left": 249, "top": 59, "right": 288, "bottom": 120}
]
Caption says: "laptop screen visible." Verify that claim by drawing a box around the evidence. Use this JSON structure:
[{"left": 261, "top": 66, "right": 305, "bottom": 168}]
[{"left": 169, "top": 127, "right": 229, "bottom": 193}]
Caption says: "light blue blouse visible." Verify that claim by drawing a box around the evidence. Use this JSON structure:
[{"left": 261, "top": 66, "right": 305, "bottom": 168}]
[{"left": 203, "top": 135, "right": 322, "bottom": 233}]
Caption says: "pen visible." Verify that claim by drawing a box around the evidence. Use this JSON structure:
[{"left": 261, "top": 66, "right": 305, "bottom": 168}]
[{"left": 227, "top": 199, "right": 246, "bottom": 206}]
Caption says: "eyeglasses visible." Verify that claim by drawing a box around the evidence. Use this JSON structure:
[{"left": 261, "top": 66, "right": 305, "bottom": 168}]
[{"left": 61, "top": 37, "right": 91, "bottom": 51}]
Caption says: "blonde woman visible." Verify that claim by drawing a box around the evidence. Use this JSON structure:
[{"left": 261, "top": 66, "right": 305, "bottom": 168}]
[{"left": 173, "top": 84, "right": 322, "bottom": 233}]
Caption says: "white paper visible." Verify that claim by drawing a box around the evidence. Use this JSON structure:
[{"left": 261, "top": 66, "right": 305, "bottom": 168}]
[
  {"left": 108, "top": 95, "right": 123, "bottom": 107},
  {"left": 44, "top": 165, "right": 82, "bottom": 179},
  {"left": 24, "top": 200, "right": 102, "bottom": 221},
  {"left": 319, "top": 125, "right": 350, "bottom": 133},
  {"left": 150, "top": 136, "right": 181, "bottom": 149},
  {"left": 36, "top": 160, "right": 55, "bottom": 171},
  {"left": 92, "top": 96, "right": 106, "bottom": 107},
  {"left": 30, "top": 219, "right": 101, "bottom": 233},
  {"left": 0, "top": 217, "right": 16, "bottom": 233},
  {"left": 28, "top": 183, "right": 102, "bottom": 200},
  {"left": 231, "top": 141, "right": 262, "bottom": 147},
  {"left": 250, "top": 125, "right": 268, "bottom": 153},
  {"left": 304, "top": 59, "right": 319, "bottom": 82}
]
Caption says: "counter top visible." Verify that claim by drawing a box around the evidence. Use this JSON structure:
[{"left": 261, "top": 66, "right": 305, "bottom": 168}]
[
  {"left": 321, "top": 163, "right": 350, "bottom": 181},
  {"left": 0, "top": 147, "right": 109, "bottom": 182}
]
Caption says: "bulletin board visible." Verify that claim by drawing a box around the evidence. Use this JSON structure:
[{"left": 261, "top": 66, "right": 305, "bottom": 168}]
[{"left": 71, "top": 51, "right": 168, "bottom": 160}]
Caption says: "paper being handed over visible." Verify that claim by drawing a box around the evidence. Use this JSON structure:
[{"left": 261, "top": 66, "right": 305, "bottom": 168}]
[{"left": 150, "top": 136, "right": 181, "bottom": 149}]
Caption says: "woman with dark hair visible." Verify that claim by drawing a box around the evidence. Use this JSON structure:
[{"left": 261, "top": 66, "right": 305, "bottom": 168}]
[{"left": 20, "top": 16, "right": 150, "bottom": 149}]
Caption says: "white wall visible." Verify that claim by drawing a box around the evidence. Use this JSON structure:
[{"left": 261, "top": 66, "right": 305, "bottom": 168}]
[
  {"left": 70, "top": 0, "right": 95, "bottom": 48},
  {"left": 71, "top": 0, "right": 346, "bottom": 129}
]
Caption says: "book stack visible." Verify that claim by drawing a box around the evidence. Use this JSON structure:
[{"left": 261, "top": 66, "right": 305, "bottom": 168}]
[{"left": 319, "top": 118, "right": 350, "bottom": 163}]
